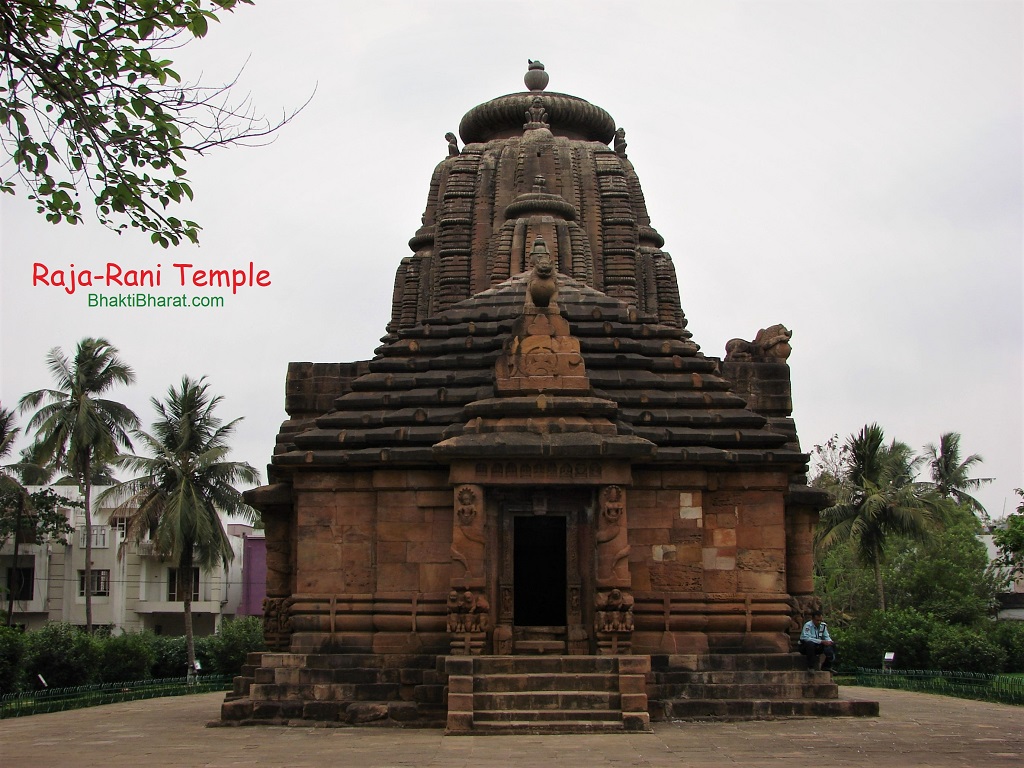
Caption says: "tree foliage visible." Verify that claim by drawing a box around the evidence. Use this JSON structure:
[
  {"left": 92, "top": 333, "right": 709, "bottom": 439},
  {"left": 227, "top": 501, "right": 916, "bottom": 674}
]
[
  {"left": 0, "top": 486, "right": 77, "bottom": 549},
  {"left": 884, "top": 507, "right": 1003, "bottom": 625},
  {"left": 19, "top": 337, "right": 138, "bottom": 632},
  {"left": 992, "top": 489, "right": 1024, "bottom": 580},
  {"left": 0, "top": 0, "right": 299, "bottom": 246},
  {"left": 924, "top": 431, "right": 991, "bottom": 515},
  {"left": 816, "top": 424, "right": 944, "bottom": 611},
  {"left": 105, "top": 375, "right": 258, "bottom": 677},
  {"left": 811, "top": 426, "right": 1015, "bottom": 671}
]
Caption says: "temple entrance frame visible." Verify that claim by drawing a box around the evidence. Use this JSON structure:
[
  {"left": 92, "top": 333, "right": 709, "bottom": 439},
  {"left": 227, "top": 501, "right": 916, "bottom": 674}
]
[
  {"left": 493, "top": 489, "right": 593, "bottom": 654},
  {"left": 448, "top": 460, "right": 635, "bottom": 656}
]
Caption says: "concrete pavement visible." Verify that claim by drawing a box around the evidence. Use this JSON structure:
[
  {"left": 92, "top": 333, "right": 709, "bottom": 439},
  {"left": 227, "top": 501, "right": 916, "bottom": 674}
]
[{"left": 0, "top": 687, "right": 1021, "bottom": 767}]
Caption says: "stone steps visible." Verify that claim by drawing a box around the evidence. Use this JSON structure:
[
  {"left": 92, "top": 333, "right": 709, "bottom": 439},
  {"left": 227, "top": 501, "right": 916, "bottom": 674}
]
[
  {"left": 445, "top": 655, "right": 652, "bottom": 735},
  {"left": 470, "top": 720, "right": 629, "bottom": 734},
  {"left": 475, "top": 708, "right": 622, "bottom": 722},
  {"left": 475, "top": 672, "right": 618, "bottom": 692},
  {"left": 654, "top": 682, "right": 838, "bottom": 699},
  {"left": 219, "top": 652, "right": 447, "bottom": 727},
  {"left": 475, "top": 691, "right": 623, "bottom": 710},
  {"left": 665, "top": 698, "right": 880, "bottom": 720},
  {"left": 648, "top": 652, "right": 878, "bottom": 721}
]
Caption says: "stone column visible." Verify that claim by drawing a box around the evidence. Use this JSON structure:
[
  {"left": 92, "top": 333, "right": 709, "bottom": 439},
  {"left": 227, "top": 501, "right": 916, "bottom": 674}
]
[
  {"left": 448, "top": 484, "right": 487, "bottom": 654},
  {"left": 595, "top": 484, "right": 634, "bottom": 654},
  {"left": 261, "top": 506, "right": 294, "bottom": 651}
]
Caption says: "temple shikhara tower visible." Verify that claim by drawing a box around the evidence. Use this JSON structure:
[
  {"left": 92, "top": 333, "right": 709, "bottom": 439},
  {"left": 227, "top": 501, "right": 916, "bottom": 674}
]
[{"left": 222, "top": 63, "right": 877, "bottom": 731}]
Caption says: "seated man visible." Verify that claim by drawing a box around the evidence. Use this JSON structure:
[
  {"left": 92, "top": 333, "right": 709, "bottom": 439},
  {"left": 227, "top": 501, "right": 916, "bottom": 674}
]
[{"left": 799, "top": 610, "right": 836, "bottom": 671}]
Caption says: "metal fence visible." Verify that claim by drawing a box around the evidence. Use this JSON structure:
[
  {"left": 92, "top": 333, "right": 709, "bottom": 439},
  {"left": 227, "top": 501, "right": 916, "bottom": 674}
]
[
  {"left": 0, "top": 675, "right": 232, "bottom": 719},
  {"left": 851, "top": 668, "right": 1024, "bottom": 706}
]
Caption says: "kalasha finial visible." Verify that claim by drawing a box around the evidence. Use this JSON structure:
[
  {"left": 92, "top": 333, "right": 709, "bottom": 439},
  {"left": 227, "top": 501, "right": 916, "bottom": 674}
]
[{"left": 525, "top": 60, "right": 549, "bottom": 92}]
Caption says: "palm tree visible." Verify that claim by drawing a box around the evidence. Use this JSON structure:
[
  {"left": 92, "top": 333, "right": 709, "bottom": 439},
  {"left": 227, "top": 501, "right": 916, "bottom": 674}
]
[
  {"left": 18, "top": 338, "right": 138, "bottom": 632},
  {"left": 1, "top": 404, "right": 30, "bottom": 626},
  {"left": 105, "top": 376, "right": 258, "bottom": 680},
  {"left": 925, "top": 432, "right": 991, "bottom": 516},
  {"left": 816, "top": 423, "right": 943, "bottom": 611}
]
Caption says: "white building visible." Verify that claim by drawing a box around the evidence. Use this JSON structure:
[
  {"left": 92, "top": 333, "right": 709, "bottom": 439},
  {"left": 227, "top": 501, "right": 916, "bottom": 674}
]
[
  {"left": 1, "top": 485, "right": 253, "bottom": 634},
  {"left": 982, "top": 531, "right": 1024, "bottom": 622}
]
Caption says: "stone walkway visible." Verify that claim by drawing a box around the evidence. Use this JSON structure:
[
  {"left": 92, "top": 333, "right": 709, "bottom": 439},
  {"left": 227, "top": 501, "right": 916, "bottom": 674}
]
[{"left": 0, "top": 687, "right": 1021, "bottom": 767}]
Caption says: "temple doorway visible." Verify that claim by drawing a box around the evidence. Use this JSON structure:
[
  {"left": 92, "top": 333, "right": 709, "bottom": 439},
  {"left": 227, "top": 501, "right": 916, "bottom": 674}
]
[
  {"left": 495, "top": 490, "right": 592, "bottom": 654},
  {"left": 513, "top": 515, "right": 567, "bottom": 626}
]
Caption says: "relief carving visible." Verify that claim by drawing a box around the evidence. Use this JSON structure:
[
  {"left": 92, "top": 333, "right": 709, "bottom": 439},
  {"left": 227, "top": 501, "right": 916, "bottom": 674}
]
[
  {"left": 526, "top": 236, "right": 558, "bottom": 309},
  {"left": 596, "top": 485, "right": 630, "bottom": 586},
  {"left": 789, "top": 594, "right": 822, "bottom": 635},
  {"left": 724, "top": 324, "right": 793, "bottom": 362},
  {"left": 451, "top": 484, "right": 485, "bottom": 583},
  {"left": 595, "top": 588, "right": 634, "bottom": 633},
  {"left": 445, "top": 131, "right": 460, "bottom": 157},
  {"left": 262, "top": 596, "right": 294, "bottom": 650},
  {"left": 446, "top": 589, "right": 490, "bottom": 634}
]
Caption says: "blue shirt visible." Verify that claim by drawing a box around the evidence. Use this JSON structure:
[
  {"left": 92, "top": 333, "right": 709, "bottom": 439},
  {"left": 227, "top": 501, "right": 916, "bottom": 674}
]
[{"left": 800, "top": 619, "right": 832, "bottom": 645}]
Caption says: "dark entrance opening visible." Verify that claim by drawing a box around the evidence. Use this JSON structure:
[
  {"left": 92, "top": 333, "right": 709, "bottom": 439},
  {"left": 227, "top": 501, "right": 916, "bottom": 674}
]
[{"left": 513, "top": 515, "right": 567, "bottom": 626}]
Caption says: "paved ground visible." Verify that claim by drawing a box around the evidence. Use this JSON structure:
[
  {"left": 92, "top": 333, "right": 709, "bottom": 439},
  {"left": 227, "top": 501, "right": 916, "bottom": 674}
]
[{"left": 0, "top": 687, "right": 1021, "bottom": 768}]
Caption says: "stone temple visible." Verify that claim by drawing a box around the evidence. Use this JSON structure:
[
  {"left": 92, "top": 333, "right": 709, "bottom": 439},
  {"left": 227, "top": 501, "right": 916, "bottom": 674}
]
[{"left": 222, "top": 63, "right": 877, "bottom": 731}]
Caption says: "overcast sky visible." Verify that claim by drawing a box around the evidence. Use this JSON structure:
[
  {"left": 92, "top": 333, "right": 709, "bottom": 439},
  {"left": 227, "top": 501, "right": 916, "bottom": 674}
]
[{"left": 1, "top": 1, "right": 1020, "bottom": 518}]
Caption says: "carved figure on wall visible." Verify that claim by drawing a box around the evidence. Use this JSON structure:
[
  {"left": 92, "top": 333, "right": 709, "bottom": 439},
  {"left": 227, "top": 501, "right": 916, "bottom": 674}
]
[
  {"left": 524, "top": 95, "right": 549, "bottom": 129},
  {"left": 596, "top": 485, "right": 630, "bottom": 585},
  {"left": 614, "top": 127, "right": 628, "bottom": 157},
  {"left": 263, "top": 596, "right": 293, "bottom": 638},
  {"left": 451, "top": 484, "right": 485, "bottom": 581},
  {"left": 525, "top": 236, "right": 558, "bottom": 309},
  {"left": 596, "top": 588, "right": 634, "bottom": 632},
  {"left": 724, "top": 324, "right": 793, "bottom": 362},
  {"left": 455, "top": 485, "right": 479, "bottom": 525},
  {"left": 466, "top": 591, "right": 490, "bottom": 633},
  {"left": 445, "top": 131, "right": 460, "bottom": 157},
  {"left": 789, "top": 594, "right": 823, "bottom": 636},
  {"left": 447, "top": 589, "right": 462, "bottom": 632},
  {"left": 447, "top": 589, "right": 489, "bottom": 633}
]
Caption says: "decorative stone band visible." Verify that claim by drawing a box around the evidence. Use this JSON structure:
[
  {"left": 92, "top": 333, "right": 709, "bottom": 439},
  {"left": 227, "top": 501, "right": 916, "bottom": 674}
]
[
  {"left": 447, "top": 458, "right": 635, "bottom": 486},
  {"left": 631, "top": 593, "right": 795, "bottom": 635},
  {"left": 286, "top": 593, "right": 451, "bottom": 655},
  {"left": 275, "top": 591, "right": 795, "bottom": 655}
]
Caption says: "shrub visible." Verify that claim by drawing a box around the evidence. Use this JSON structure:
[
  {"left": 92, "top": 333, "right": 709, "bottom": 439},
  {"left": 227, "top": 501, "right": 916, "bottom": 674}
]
[
  {"left": 993, "top": 621, "right": 1024, "bottom": 673},
  {"left": 0, "top": 626, "right": 26, "bottom": 694},
  {"left": 928, "top": 624, "right": 1007, "bottom": 673},
  {"left": 23, "top": 622, "right": 101, "bottom": 688},
  {"left": 99, "top": 632, "right": 156, "bottom": 683},
  {"left": 832, "top": 607, "right": 937, "bottom": 671},
  {"left": 208, "top": 616, "right": 265, "bottom": 676},
  {"left": 147, "top": 632, "right": 216, "bottom": 678}
]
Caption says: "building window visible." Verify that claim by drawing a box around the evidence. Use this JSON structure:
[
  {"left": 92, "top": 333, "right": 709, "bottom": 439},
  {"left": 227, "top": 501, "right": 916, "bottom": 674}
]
[
  {"left": 167, "top": 568, "right": 200, "bottom": 601},
  {"left": 5, "top": 567, "right": 34, "bottom": 601},
  {"left": 78, "top": 525, "right": 108, "bottom": 549},
  {"left": 78, "top": 569, "right": 110, "bottom": 597},
  {"left": 111, "top": 518, "right": 128, "bottom": 539}
]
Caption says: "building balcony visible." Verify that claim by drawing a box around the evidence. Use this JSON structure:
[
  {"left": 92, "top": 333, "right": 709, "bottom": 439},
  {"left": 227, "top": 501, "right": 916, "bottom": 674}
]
[
  {"left": 133, "top": 600, "right": 224, "bottom": 615},
  {"left": 128, "top": 540, "right": 161, "bottom": 557}
]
